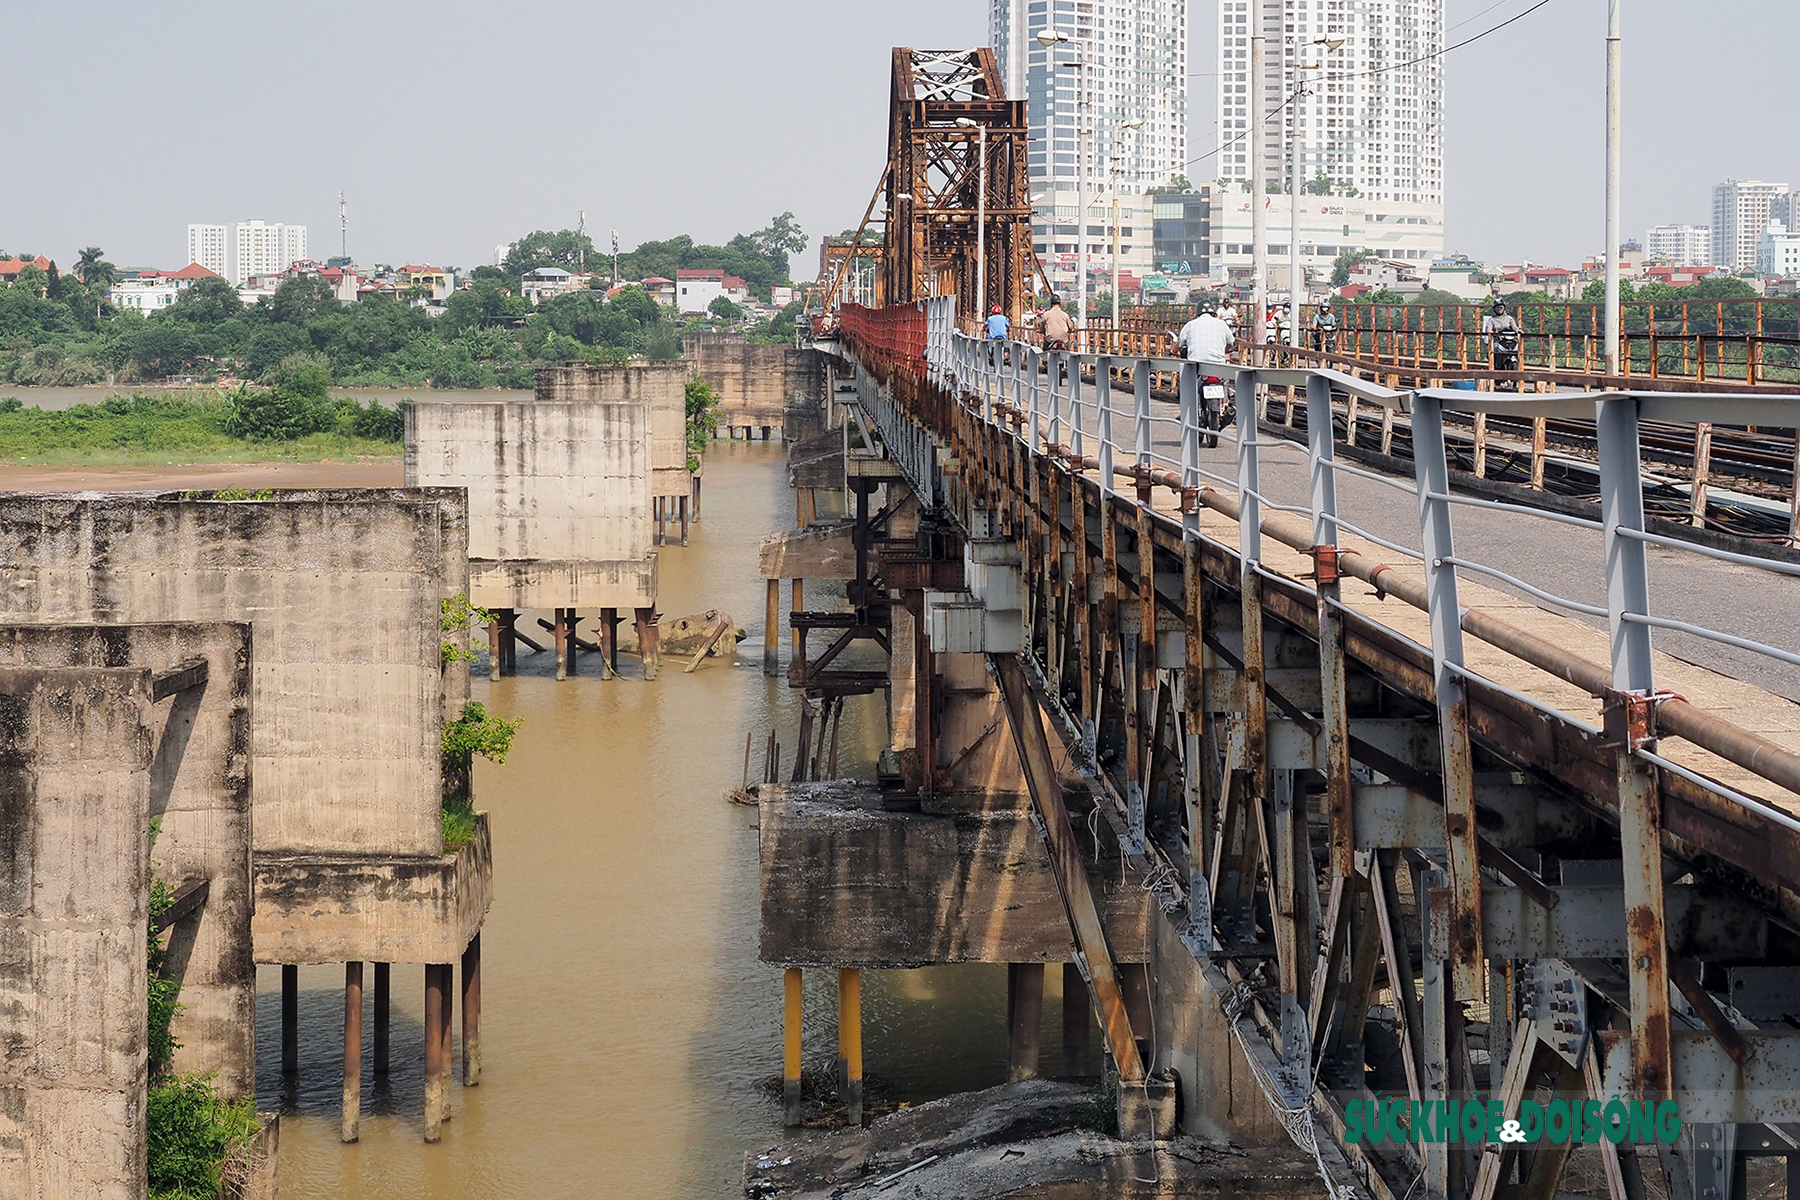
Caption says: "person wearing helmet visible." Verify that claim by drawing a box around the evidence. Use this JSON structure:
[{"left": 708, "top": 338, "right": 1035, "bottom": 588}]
[
  {"left": 984, "top": 303, "right": 1011, "bottom": 368},
  {"left": 1039, "top": 296, "right": 1073, "bottom": 351},
  {"left": 1481, "top": 297, "right": 1521, "bottom": 385},
  {"left": 1310, "top": 300, "right": 1339, "bottom": 354}
]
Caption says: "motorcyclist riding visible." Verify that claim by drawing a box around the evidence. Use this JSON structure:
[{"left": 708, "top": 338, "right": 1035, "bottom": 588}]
[
  {"left": 1481, "top": 297, "right": 1521, "bottom": 386},
  {"left": 1176, "top": 304, "right": 1235, "bottom": 448},
  {"left": 1310, "top": 301, "right": 1339, "bottom": 354}
]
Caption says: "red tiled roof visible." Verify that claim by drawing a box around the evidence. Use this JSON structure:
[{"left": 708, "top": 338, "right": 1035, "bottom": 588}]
[
  {"left": 0, "top": 256, "right": 52, "bottom": 277},
  {"left": 168, "top": 262, "right": 222, "bottom": 280},
  {"left": 642, "top": 277, "right": 674, "bottom": 285},
  {"left": 676, "top": 268, "right": 723, "bottom": 280},
  {"left": 722, "top": 275, "right": 749, "bottom": 290}
]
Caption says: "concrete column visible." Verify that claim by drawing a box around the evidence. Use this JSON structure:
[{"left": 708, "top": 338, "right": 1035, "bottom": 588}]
[
  {"left": 679, "top": 496, "right": 690, "bottom": 546},
  {"left": 440, "top": 962, "right": 453, "bottom": 1122},
  {"left": 691, "top": 476, "right": 702, "bottom": 522},
  {"left": 791, "top": 580, "right": 804, "bottom": 659},
  {"left": 1118, "top": 963, "right": 1152, "bottom": 1067},
  {"left": 499, "top": 609, "right": 517, "bottom": 675},
  {"left": 424, "top": 964, "right": 446, "bottom": 1142},
  {"left": 342, "top": 962, "right": 362, "bottom": 1143},
  {"left": 563, "top": 610, "right": 578, "bottom": 678},
  {"left": 281, "top": 964, "right": 298, "bottom": 1074},
  {"left": 1007, "top": 963, "right": 1045, "bottom": 1082},
  {"left": 838, "top": 968, "right": 863, "bottom": 1127},
  {"left": 600, "top": 608, "right": 619, "bottom": 679},
  {"left": 783, "top": 967, "right": 804, "bottom": 1126},
  {"left": 764, "top": 580, "right": 780, "bottom": 677},
  {"left": 634, "top": 608, "right": 660, "bottom": 680},
  {"left": 1063, "top": 963, "right": 1091, "bottom": 1074},
  {"left": 487, "top": 616, "right": 501, "bottom": 682},
  {"left": 461, "top": 933, "right": 482, "bottom": 1086},
  {"left": 373, "top": 962, "right": 390, "bottom": 1075},
  {"left": 762, "top": 425, "right": 771, "bottom": 441},
  {"left": 553, "top": 608, "right": 568, "bottom": 682}
]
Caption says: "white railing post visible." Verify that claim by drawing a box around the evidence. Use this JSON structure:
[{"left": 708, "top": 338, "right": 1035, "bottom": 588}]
[
  {"left": 1097, "top": 356, "right": 1115, "bottom": 498},
  {"left": 1134, "top": 358, "right": 1151, "bottom": 472}
]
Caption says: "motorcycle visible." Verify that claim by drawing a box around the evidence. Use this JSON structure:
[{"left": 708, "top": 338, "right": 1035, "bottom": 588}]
[
  {"left": 1493, "top": 327, "right": 1521, "bottom": 388},
  {"left": 1200, "top": 376, "right": 1236, "bottom": 448}
]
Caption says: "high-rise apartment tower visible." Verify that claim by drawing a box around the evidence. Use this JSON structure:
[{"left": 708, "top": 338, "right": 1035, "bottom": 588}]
[
  {"left": 1217, "top": 0, "right": 1443, "bottom": 208},
  {"left": 1712, "top": 181, "right": 1791, "bottom": 272},
  {"left": 186, "top": 224, "right": 227, "bottom": 277},
  {"left": 990, "top": 0, "right": 1188, "bottom": 192},
  {"left": 233, "top": 221, "right": 308, "bottom": 284}
]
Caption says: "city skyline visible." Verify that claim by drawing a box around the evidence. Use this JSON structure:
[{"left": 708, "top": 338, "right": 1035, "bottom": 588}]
[{"left": 3, "top": 2, "right": 1799, "bottom": 274}]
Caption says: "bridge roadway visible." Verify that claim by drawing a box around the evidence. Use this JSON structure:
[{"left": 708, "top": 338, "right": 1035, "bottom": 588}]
[{"left": 821, "top": 300, "right": 1800, "bottom": 1200}]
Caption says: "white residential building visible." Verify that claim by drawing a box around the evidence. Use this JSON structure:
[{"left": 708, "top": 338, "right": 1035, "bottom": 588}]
[
  {"left": 232, "top": 221, "right": 307, "bottom": 284},
  {"left": 1757, "top": 221, "right": 1800, "bottom": 278},
  {"left": 186, "top": 224, "right": 227, "bottom": 277},
  {"left": 1032, "top": 189, "right": 1157, "bottom": 296},
  {"left": 1712, "top": 181, "right": 1790, "bottom": 272},
  {"left": 990, "top": 0, "right": 1188, "bottom": 193},
  {"left": 1644, "top": 223, "right": 1712, "bottom": 266},
  {"left": 1208, "top": 191, "right": 1443, "bottom": 283},
  {"left": 1217, "top": 0, "right": 1444, "bottom": 212}
]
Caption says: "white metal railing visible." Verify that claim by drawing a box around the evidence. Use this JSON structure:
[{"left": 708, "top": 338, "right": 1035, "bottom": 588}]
[{"left": 919, "top": 293, "right": 1800, "bottom": 818}]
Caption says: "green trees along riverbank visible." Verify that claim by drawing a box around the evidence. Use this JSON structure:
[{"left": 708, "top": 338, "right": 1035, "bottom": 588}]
[{"left": 0, "top": 218, "right": 809, "bottom": 388}]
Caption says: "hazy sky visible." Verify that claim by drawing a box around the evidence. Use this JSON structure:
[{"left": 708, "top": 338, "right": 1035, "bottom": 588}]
[{"left": 4, "top": 2, "right": 1795, "bottom": 274}]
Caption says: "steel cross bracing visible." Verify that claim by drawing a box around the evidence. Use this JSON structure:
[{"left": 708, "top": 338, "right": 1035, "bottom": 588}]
[{"left": 827, "top": 295, "right": 1800, "bottom": 1200}]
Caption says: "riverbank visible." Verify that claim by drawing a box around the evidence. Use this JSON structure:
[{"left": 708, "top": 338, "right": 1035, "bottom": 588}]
[{"left": 0, "top": 458, "right": 402, "bottom": 491}]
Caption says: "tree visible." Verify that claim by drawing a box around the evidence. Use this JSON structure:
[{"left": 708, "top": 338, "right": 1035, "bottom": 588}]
[
  {"left": 169, "top": 277, "right": 244, "bottom": 324},
  {"left": 269, "top": 276, "right": 338, "bottom": 325},
  {"left": 1330, "top": 249, "right": 1370, "bottom": 288},
  {"left": 1305, "top": 170, "right": 1333, "bottom": 196},
  {"left": 708, "top": 295, "right": 742, "bottom": 321},
  {"left": 1681, "top": 276, "right": 1758, "bottom": 301},
  {"left": 1413, "top": 288, "right": 1467, "bottom": 307},
  {"left": 684, "top": 378, "right": 720, "bottom": 471},
  {"left": 1581, "top": 278, "right": 1638, "bottom": 303},
  {"left": 75, "top": 247, "right": 114, "bottom": 290},
  {"left": 502, "top": 229, "right": 599, "bottom": 278}
]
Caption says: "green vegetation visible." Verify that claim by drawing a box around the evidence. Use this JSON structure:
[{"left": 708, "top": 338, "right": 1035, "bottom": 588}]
[
  {"left": 146, "top": 821, "right": 261, "bottom": 1200},
  {"left": 0, "top": 387, "right": 404, "bottom": 464},
  {"left": 440, "top": 594, "right": 493, "bottom": 666},
  {"left": 685, "top": 378, "right": 721, "bottom": 472},
  {"left": 1330, "top": 249, "right": 1371, "bottom": 288},
  {"left": 1581, "top": 275, "right": 1759, "bottom": 303},
  {"left": 441, "top": 700, "right": 522, "bottom": 850},
  {"left": 0, "top": 216, "right": 807, "bottom": 393}
]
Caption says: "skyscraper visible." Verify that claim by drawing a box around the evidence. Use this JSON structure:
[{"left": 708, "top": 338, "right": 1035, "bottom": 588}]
[
  {"left": 1217, "top": 0, "right": 1443, "bottom": 208},
  {"left": 1644, "top": 223, "right": 1712, "bottom": 267},
  {"left": 233, "top": 221, "right": 308, "bottom": 284},
  {"left": 1712, "top": 181, "right": 1790, "bottom": 272},
  {"left": 989, "top": 0, "right": 1188, "bottom": 193},
  {"left": 186, "top": 224, "right": 227, "bottom": 277}
]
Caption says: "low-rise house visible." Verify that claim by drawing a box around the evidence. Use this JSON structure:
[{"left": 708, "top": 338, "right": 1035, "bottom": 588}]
[
  {"left": 676, "top": 268, "right": 725, "bottom": 313},
  {"left": 1426, "top": 257, "right": 1489, "bottom": 301},
  {"left": 1493, "top": 264, "right": 1577, "bottom": 300},
  {"left": 0, "top": 255, "right": 52, "bottom": 281},
  {"left": 111, "top": 262, "right": 224, "bottom": 311},
  {"left": 640, "top": 277, "right": 677, "bottom": 307},
  {"left": 522, "top": 266, "right": 579, "bottom": 305}
]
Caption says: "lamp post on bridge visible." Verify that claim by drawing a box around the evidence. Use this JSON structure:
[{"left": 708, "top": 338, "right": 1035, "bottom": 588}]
[
  {"left": 1111, "top": 119, "right": 1145, "bottom": 336},
  {"left": 954, "top": 117, "right": 990, "bottom": 322},
  {"left": 1039, "top": 31, "right": 1090, "bottom": 340},
  {"left": 1287, "top": 38, "right": 1344, "bottom": 348}
]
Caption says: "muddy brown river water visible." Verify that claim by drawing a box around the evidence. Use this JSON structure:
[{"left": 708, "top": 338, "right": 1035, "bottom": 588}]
[{"left": 229, "top": 442, "right": 1064, "bottom": 1198}]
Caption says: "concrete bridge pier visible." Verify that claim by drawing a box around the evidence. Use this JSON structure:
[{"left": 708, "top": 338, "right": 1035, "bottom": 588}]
[{"left": 1006, "top": 963, "right": 1044, "bottom": 1082}]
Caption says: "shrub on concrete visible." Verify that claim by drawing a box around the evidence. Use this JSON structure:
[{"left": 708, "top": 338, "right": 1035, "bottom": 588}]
[{"left": 147, "top": 1075, "right": 259, "bottom": 1200}]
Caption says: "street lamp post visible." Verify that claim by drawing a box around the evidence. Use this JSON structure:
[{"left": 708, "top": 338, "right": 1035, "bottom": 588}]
[
  {"left": 955, "top": 117, "right": 990, "bottom": 320},
  {"left": 1288, "top": 39, "right": 1344, "bottom": 348},
  {"left": 1039, "top": 31, "right": 1089, "bottom": 341},
  {"left": 1603, "top": 0, "right": 1622, "bottom": 374},
  {"left": 1111, "top": 119, "right": 1144, "bottom": 336}
]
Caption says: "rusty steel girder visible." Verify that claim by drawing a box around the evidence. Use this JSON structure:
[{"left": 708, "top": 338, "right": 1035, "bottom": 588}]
[{"left": 884, "top": 49, "right": 1033, "bottom": 326}]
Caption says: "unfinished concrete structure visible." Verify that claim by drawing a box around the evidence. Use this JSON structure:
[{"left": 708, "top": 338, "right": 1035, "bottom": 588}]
[
  {"left": 408, "top": 363, "right": 689, "bottom": 680},
  {"left": 684, "top": 332, "right": 826, "bottom": 441},
  {"left": 0, "top": 621, "right": 265, "bottom": 1198},
  {"left": 0, "top": 489, "right": 488, "bottom": 1144}
]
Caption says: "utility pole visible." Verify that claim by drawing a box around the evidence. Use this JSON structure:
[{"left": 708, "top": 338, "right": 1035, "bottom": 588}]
[
  {"left": 578, "top": 211, "right": 586, "bottom": 275},
  {"left": 1603, "top": 0, "right": 1623, "bottom": 375},
  {"left": 611, "top": 230, "right": 619, "bottom": 287},
  {"left": 1250, "top": 27, "right": 1267, "bottom": 345},
  {"left": 339, "top": 192, "right": 347, "bottom": 263}
]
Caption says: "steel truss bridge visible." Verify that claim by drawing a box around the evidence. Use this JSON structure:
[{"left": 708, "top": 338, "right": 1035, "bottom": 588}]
[{"left": 796, "top": 46, "right": 1800, "bottom": 1200}]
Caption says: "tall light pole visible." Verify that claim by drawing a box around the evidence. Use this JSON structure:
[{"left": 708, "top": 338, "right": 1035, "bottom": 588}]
[
  {"left": 956, "top": 117, "right": 990, "bottom": 319},
  {"left": 1603, "top": 0, "right": 1623, "bottom": 374},
  {"left": 1250, "top": 27, "right": 1267, "bottom": 344},
  {"left": 1112, "top": 118, "right": 1145, "bottom": 332},
  {"left": 1289, "top": 39, "right": 1344, "bottom": 348},
  {"left": 1040, "top": 31, "right": 1089, "bottom": 337}
]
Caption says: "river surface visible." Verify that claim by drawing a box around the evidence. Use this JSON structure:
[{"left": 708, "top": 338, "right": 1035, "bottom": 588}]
[{"left": 253, "top": 442, "right": 1074, "bottom": 1198}]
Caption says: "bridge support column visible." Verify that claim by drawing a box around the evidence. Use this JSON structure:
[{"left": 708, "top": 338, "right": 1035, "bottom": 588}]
[
  {"left": 373, "top": 962, "right": 390, "bottom": 1075},
  {"left": 424, "top": 963, "right": 447, "bottom": 1142},
  {"left": 487, "top": 614, "right": 501, "bottom": 682},
  {"left": 600, "top": 608, "right": 619, "bottom": 679},
  {"left": 342, "top": 961, "right": 362, "bottom": 1143},
  {"left": 783, "top": 967, "right": 803, "bottom": 1126},
  {"left": 281, "top": 963, "right": 297, "bottom": 1074},
  {"left": 837, "top": 968, "right": 862, "bottom": 1127},
  {"left": 1007, "top": 963, "right": 1044, "bottom": 1082},
  {"left": 764, "top": 580, "right": 779, "bottom": 676},
  {"left": 634, "top": 607, "right": 660, "bottom": 680},
  {"left": 1063, "top": 963, "right": 1091, "bottom": 1074},
  {"left": 462, "top": 933, "right": 482, "bottom": 1086}
]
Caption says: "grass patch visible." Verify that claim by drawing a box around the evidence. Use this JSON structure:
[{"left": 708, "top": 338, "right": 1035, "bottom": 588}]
[
  {"left": 147, "top": 1075, "right": 262, "bottom": 1200},
  {"left": 0, "top": 391, "right": 401, "bottom": 465},
  {"left": 443, "top": 795, "right": 480, "bottom": 853}
]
